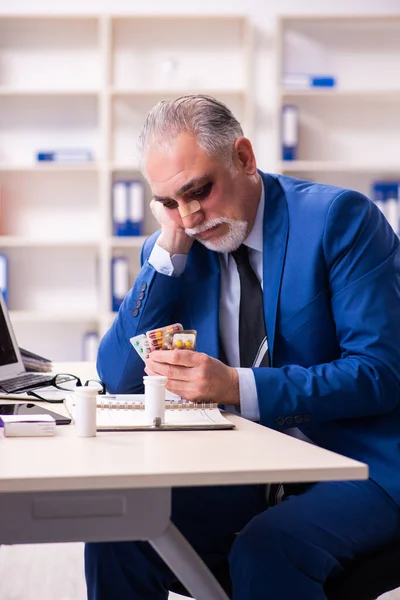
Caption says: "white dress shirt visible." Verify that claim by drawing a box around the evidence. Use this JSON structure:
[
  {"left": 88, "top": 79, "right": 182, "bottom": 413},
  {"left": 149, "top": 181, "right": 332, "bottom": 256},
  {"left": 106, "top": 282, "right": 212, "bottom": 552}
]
[{"left": 148, "top": 183, "right": 265, "bottom": 421}]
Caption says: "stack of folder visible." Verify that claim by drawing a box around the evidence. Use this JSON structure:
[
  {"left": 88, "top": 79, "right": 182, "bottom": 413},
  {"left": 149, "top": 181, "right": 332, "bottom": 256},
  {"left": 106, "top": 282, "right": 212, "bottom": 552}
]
[
  {"left": 112, "top": 180, "right": 145, "bottom": 236},
  {"left": 372, "top": 181, "right": 400, "bottom": 235}
]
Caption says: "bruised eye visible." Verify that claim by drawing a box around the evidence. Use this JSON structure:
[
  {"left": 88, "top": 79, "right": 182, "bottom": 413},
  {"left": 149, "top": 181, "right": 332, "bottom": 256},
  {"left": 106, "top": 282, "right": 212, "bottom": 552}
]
[
  {"left": 162, "top": 199, "right": 179, "bottom": 209},
  {"left": 188, "top": 182, "right": 213, "bottom": 200}
]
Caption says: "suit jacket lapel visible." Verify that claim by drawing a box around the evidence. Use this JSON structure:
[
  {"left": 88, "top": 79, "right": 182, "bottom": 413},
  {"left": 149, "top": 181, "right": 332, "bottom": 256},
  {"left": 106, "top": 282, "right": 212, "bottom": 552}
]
[
  {"left": 184, "top": 242, "right": 221, "bottom": 359},
  {"left": 261, "top": 173, "right": 289, "bottom": 365},
  {"left": 183, "top": 172, "right": 288, "bottom": 366}
]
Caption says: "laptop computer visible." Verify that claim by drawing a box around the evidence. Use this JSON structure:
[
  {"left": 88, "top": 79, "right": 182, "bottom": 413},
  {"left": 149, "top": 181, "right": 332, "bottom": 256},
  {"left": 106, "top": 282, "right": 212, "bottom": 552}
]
[{"left": 0, "top": 290, "right": 54, "bottom": 393}]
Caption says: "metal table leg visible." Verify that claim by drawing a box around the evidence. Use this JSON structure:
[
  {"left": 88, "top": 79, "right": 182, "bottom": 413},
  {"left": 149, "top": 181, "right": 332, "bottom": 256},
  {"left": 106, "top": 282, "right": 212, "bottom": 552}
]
[{"left": 150, "top": 521, "right": 229, "bottom": 600}]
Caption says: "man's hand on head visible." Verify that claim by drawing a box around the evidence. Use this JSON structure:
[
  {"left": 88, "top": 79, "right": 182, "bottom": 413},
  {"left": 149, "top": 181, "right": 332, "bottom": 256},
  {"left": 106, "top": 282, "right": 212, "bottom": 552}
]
[
  {"left": 150, "top": 199, "right": 193, "bottom": 255},
  {"left": 145, "top": 350, "right": 240, "bottom": 405}
]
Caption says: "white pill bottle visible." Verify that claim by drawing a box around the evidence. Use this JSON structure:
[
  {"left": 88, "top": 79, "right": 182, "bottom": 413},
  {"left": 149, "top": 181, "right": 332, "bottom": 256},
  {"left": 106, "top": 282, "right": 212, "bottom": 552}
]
[{"left": 143, "top": 375, "right": 167, "bottom": 425}]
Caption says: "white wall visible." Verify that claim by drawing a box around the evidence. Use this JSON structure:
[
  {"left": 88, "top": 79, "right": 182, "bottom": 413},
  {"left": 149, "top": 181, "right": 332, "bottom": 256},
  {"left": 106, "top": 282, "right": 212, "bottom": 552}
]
[{"left": 1, "top": 0, "right": 400, "bottom": 170}]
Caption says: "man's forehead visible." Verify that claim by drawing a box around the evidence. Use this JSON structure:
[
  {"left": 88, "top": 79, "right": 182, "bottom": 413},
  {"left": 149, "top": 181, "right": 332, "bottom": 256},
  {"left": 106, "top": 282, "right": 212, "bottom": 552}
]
[
  {"left": 146, "top": 138, "right": 215, "bottom": 194},
  {"left": 146, "top": 133, "right": 202, "bottom": 171}
]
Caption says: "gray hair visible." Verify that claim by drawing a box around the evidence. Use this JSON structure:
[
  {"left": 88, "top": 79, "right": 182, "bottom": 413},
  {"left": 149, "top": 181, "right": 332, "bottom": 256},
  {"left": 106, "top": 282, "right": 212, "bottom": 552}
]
[{"left": 137, "top": 95, "right": 244, "bottom": 172}]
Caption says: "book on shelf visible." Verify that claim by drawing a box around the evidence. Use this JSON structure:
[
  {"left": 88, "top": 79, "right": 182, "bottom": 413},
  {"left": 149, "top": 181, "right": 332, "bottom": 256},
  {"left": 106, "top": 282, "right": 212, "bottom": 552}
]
[
  {"left": 112, "top": 181, "right": 129, "bottom": 236},
  {"left": 0, "top": 253, "right": 8, "bottom": 306},
  {"left": 82, "top": 331, "right": 99, "bottom": 362},
  {"left": 283, "top": 74, "right": 336, "bottom": 89},
  {"left": 281, "top": 105, "right": 298, "bottom": 161},
  {"left": 111, "top": 256, "right": 130, "bottom": 312},
  {"left": 36, "top": 149, "right": 93, "bottom": 162},
  {"left": 65, "top": 393, "right": 235, "bottom": 431},
  {"left": 112, "top": 179, "right": 144, "bottom": 236},
  {"left": 372, "top": 181, "right": 399, "bottom": 235},
  {"left": 128, "top": 180, "right": 145, "bottom": 236}
]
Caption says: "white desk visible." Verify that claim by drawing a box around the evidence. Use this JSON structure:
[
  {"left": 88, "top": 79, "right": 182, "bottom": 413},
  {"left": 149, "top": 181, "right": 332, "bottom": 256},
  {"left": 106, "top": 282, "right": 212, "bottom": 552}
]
[{"left": 0, "top": 362, "right": 368, "bottom": 600}]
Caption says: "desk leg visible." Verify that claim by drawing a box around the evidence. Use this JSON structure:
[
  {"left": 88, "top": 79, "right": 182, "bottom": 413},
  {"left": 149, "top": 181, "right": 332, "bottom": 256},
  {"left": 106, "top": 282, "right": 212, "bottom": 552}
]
[{"left": 150, "top": 521, "right": 229, "bottom": 600}]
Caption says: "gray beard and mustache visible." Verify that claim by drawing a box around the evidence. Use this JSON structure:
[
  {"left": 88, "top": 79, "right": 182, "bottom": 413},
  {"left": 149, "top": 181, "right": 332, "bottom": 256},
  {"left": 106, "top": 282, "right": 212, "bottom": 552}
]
[{"left": 185, "top": 217, "right": 248, "bottom": 253}]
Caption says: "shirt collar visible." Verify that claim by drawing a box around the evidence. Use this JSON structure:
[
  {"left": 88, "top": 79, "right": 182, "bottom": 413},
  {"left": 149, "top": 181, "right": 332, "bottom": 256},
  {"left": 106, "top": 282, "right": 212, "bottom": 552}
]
[{"left": 243, "top": 178, "right": 264, "bottom": 253}]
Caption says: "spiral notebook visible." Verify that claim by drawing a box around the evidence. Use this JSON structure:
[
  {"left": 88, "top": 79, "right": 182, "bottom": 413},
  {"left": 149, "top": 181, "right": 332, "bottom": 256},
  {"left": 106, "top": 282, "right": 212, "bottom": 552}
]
[{"left": 65, "top": 394, "right": 235, "bottom": 432}]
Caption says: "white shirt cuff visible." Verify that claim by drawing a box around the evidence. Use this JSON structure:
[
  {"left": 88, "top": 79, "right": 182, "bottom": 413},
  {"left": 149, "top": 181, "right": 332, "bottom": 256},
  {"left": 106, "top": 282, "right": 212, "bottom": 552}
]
[
  {"left": 148, "top": 241, "right": 188, "bottom": 277},
  {"left": 236, "top": 368, "right": 260, "bottom": 421}
]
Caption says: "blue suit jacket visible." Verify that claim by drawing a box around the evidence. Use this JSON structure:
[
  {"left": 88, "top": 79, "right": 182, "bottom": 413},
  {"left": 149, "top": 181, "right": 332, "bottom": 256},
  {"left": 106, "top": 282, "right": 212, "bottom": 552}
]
[{"left": 98, "top": 172, "right": 400, "bottom": 505}]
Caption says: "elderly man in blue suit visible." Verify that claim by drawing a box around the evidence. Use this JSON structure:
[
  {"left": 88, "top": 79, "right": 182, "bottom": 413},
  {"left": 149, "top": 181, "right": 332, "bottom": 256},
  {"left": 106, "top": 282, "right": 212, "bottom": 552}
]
[{"left": 85, "top": 95, "right": 400, "bottom": 600}]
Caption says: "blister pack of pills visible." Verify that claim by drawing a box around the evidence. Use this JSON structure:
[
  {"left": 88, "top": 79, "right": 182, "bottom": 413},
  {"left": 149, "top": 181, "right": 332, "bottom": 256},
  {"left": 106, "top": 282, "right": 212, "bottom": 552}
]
[
  {"left": 163, "top": 330, "right": 197, "bottom": 351},
  {"left": 130, "top": 333, "right": 151, "bottom": 362},
  {"left": 146, "top": 323, "right": 183, "bottom": 351},
  {"left": 130, "top": 323, "right": 197, "bottom": 362}
]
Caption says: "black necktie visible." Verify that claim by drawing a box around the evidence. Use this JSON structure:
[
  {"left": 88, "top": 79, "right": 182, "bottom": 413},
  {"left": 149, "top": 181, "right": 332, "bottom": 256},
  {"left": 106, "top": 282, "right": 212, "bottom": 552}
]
[{"left": 231, "top": 245, "right": 270, "bottom": 368}]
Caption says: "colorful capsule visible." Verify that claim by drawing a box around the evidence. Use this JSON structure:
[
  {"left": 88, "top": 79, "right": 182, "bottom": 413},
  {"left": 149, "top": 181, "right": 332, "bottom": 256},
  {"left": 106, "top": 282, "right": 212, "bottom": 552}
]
[
  {"left": 148, "top": 330, "right": 163, "bottom": 339},
  {"left": 150, "top": 338, "right": 163, "bottom": 348},
  {"left": 147, "top": 323, "right": 183, "bottom": 341}
]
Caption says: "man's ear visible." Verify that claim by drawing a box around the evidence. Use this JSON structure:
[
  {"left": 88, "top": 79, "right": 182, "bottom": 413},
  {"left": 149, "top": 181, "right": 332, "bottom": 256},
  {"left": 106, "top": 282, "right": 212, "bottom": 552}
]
[{"left": 233, "top": 137, "right": 257, "bottom": 175}]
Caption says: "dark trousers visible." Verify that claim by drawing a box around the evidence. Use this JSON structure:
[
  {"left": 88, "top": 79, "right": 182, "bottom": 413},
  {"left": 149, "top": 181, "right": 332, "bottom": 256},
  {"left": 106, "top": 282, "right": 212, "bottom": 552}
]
[{"left": 85, "top": 479, "right": 400, "bottom": 600}]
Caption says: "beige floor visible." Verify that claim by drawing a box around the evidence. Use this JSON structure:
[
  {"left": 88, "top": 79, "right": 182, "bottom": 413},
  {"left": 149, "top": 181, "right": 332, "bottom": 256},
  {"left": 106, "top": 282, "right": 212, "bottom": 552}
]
[{"left": 0, "top": 543, "right": 398, "bottom": 600}]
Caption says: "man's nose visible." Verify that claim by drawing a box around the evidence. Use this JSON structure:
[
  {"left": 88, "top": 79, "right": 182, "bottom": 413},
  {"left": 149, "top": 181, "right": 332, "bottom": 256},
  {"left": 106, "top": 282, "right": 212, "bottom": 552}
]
[{"left": 179, "top": 201, "right": 204, "bottom": 229}]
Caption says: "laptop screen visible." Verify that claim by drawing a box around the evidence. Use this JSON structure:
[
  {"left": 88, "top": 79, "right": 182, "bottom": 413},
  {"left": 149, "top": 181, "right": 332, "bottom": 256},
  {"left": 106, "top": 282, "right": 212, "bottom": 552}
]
[
  {"left": 0, "top": 290, "right": 24, "bottom": 379},
  {"left": 0, "top": 303, "right": 18, "bottom": 366}
]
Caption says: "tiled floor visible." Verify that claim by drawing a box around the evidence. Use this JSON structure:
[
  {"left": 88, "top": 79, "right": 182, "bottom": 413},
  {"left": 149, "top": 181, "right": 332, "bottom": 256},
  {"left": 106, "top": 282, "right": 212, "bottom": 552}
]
[{"left": 0, "top": 543, "right": 399, "bottom": 600}]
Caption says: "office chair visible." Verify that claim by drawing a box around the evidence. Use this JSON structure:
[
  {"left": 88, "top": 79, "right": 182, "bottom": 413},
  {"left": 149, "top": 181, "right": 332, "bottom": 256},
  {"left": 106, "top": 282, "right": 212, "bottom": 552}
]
[{"left": 170, "top": 540, "right": 400, "bottom": 599}]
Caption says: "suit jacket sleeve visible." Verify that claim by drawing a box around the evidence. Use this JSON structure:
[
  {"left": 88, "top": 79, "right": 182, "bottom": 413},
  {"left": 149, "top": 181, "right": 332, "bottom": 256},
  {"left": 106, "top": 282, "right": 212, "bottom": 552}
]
[
  {"left": 96, "top": 232, "right": 184, "bottom": 393},
  {"left": 255, "top": 190, "right": 400, "bottom": 429}
]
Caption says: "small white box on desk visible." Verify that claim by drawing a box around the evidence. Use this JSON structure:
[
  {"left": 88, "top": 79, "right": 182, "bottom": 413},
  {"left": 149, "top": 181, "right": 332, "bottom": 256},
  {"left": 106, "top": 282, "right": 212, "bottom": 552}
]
[{"left": 0, "top": 414, "right": 56, "bottom": 437}]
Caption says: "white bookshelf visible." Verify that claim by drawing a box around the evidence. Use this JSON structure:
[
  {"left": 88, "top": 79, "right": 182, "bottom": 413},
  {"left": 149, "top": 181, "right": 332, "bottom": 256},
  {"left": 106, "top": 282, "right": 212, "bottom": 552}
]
[
  {"left": 0, "top": 164, "right": 99, "bottom": 172},
  {"left": 276, "top": 16, "right": 400, "bottom": 203},
  {"left": 278, "top": 161, "right": 400, "bottom": 174},
  {"left": 280, "top": 90, "right": 400, "bottom": 99},
  {"left": 0, "top": 14, "right": 253, "bottom": 361},
  {"left": 9, "top": 311, "right": 99, "bottom": 323}
]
